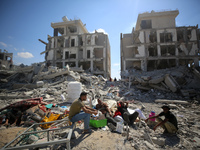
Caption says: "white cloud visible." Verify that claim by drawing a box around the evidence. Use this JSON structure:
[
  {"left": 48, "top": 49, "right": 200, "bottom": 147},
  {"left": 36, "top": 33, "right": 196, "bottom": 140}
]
[
  {"left": 92, "top": 28, "right": 108, "bottom": 35},
  {"left": 17, "top": 52, "right": 34, "bottom": 58},
  {"left": 14, "top": 48, "right": 18, "bottom": 51},
  {"left": 113, "top": 63, "right": 120, "bottom": 67},
  {"left": 0, "top": 41, "right": 7, "bottom": 47},
  {"left": 22, "top": 48, "right": 25, "bottom": 51},
  {"left": 8, "top": 36, "right": 14, "bottom": 39}
]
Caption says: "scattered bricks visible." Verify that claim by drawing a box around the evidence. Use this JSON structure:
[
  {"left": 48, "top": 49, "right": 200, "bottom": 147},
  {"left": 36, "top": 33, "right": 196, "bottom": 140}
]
[
  {"left": 141, "top": 76, "right": 151, "bottom": 81},
  {"left": 36, "top": 81, "right": 44, "bottom": 87},
  {"left": 131, "top": 143, "right": 140, "bottom": 150},
  {"left": 27, "top": 135, "right": 39, "bottom": 144}
]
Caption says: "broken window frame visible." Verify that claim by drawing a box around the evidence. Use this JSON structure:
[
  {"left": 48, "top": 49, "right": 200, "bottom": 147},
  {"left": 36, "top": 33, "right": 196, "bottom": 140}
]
[
  {"left": 160, "top": 45, "right": 176, "bottom": 56},
  {"left": 68, "top": 26, "right": 77, "bottom": 33},
  {"left": 71, "top": 39, "right": 75, "bottom": 47},
  {"left": 87, "top": 50, "right": 90, "bottom": 59},
  {"left": 65, "top": 51, "right": 69, "bottom": 59},
  {"left": 160, "top": 32, "right": 173, "bottom": 43},
  {"left": 148, "top": 46, "right": 158, "bottom": 56},
  {"left": 149, "top": 32, "right": 157, "bottom": 43},
  {"left": 140, "top": 20, "right": 152, "bottom": 29}
]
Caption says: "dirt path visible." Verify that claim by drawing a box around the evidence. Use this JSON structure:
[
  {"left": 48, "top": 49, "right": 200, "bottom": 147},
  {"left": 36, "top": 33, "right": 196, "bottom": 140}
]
[
  {"left": 0, "top": 127, "right": 26, "bottom": 148},
  {"left": 71, "top": 130, "right": 133, "bottom": 150}
]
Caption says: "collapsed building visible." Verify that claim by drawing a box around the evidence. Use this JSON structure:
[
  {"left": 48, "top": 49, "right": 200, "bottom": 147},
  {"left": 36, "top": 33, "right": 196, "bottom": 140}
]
[
  {"left": 39, "top": 16, "right": 111, "bottom": 78},
  {"left": 121, "top": 10, "right": 200, "bottom": 78},
  {"left": 0, "top": 49, "right": 13, "bottom": 70}
]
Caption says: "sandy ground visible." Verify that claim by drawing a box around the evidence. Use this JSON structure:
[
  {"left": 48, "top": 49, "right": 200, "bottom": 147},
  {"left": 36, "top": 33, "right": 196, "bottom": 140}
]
[
  {"left": 71, "top": 129, "right": 133, "bottom": 150},
  {"left": 0, "top": 127, "right": 26, "bottom": 148}
]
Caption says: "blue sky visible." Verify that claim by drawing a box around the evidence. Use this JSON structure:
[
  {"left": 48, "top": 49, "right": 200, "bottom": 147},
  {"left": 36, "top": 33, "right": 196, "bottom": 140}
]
[{"left": 0, "top": 0, "right": 200, "bottom": 79}]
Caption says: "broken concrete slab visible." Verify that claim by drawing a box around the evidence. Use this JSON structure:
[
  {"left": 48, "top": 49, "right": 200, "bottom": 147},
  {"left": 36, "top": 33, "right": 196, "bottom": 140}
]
[
  {"left": 135, "top": 77, "right": 148, "bottom": 85},
  {"left": 193, "top": 68, "right": 200, "bottom": 79},
  {"left": 141, "top": 76, "right": 151, "bottom": 81},
  {"left": 136, "top": 85, "right": 151, "bottom": 91},
  {"left": 144, "top": 141, "right": 158, "bottom": 150},
  {"left": 149, "top": 76, "right": 164, "bottom": 84},
  {"left": 36, "top": 69, "right": 70, "bottom": 80},
  {"left": 149, "top": 84, "right": 170, "bottom": 92},
  {"left": 152, "top": 137, "right": 165, "bottom": 146},
  {"left": 164, "top": 74, "right": 177, "bottom": 92},
  {"left": 13, "top": 83, "right": 38, "bottom": 89},
  {"left": 0, "top": 93, "right": 30, "bottom": 99},
  {"left": 155, "top": 99, "right": 189, "bottom": 104}
]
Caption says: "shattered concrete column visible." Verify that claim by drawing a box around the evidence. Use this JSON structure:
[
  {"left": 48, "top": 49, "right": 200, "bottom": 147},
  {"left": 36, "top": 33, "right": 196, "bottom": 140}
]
[
  {"left": 91, "top": 60, "right": 93, "bottom": 72},
  {"left": 76, "top": 50, "right": 78, "bottom": 67},
  {"left": 51, "top": 38, "right": 54, "bottom": 48},
  {"left": 103, "top": 47, "right": 106, "bottom": 71},
  {"left": 157, "top": 45, "right": 161, "bottom": 56},
  {"left": 141, "top": 59, "right": 147, "bottom": 71},
  {"left": 63, "top": 61, "right": 65, "bottom": 68},
  {"left": 64, "top": 37, "right": 67, "bottom": 47},
  {"left": 176, "top": 59, "right": 179, "bottom": 67},
  {"left": 194, "top": 58, "right": 199, "bottom": 67},
  {"left": 64, "top": 27, "right": 67, "bottom": 35},
  {"left": 123, "top": 61, "right": 126, "bottom": 71},
  {"left": 54, "top": 37, "right": 57, "bottom": 48},
  {"left": 175, "top": 45, "right": 179, "bottom": 67}
]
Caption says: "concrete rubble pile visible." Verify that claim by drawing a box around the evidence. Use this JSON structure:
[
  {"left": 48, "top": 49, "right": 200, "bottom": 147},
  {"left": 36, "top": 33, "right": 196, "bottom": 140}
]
[
  {"left": 0, "top": 64, "right": 200, "bottom": 150},
  {"left": 122, "top": 66, "right": 200, "bottom": 102}
]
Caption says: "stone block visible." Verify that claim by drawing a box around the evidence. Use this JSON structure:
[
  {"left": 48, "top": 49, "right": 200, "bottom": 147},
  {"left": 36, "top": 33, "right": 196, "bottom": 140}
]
[
  {"left": 152, "top": 137, "right": 166, "bottom": 146},
  {"left": 144, "top": 141, "right": 158, "bottom": 150},
  {"left": 164, "top": 74, "right": 177, "bottom": 92},
  {"left": 27, "top": 135, "right": 39, "bottom": 144}
]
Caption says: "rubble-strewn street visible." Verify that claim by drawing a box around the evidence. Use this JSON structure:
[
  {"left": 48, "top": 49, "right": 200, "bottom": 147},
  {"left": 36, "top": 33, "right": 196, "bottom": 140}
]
[{"left": 0, "top": 63, "right": 200, "bottom": 150}]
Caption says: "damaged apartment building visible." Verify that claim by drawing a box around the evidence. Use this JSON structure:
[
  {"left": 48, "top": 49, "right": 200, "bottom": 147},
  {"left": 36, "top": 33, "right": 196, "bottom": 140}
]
[
  {"left": 121, "top": 10, "right": 200, "bottom": 78},
  {"left": 0, "top": 49, "right": 13, "bottom": 70},
  {"left": 40, "top": 16, "right": 111, "bottom": 78}
]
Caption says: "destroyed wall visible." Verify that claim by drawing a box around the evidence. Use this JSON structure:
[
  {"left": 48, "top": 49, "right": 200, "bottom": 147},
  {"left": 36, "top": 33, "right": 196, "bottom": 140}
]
[
  {"left": 40, "top": 17, "right": 111, "bottom": 78},
  {"left": 121, "top": 10, "right": 200, "bottom": 78},
  {"left": 0, "top": 50, "right": 13, "bottom": 70},
  {"left": 135, "top": 10, "right": 179, "bottom": 30}
]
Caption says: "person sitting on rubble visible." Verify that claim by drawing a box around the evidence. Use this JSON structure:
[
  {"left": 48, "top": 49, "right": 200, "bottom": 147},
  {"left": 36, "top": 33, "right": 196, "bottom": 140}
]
[
  {"left": 145, "top": 105, "right": 178, "bottom": 134},
  {"left": 117, "top": 101, "right": 139, "bottom": 127},
  {"left": 96, "top": 99, "right": 117, "bottom": 130},
  {"left": 69, "top": 91, "right": 98, "bottom": 134},
  {"left": 3, "top": 107, "right": 23, "bottom": 127}
]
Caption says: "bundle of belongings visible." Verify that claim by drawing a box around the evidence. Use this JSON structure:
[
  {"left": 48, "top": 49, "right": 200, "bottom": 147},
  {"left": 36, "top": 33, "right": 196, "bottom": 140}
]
[{"left": 0, "top": 97, "right": 67, "bottom": 128}]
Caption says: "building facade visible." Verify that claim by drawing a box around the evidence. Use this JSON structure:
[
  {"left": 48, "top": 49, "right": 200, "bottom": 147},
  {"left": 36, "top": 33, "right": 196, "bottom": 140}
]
[
  {"left": 0, "top": 49, "right": 13, "bottom": 70},
  {"left": 121, "top": 10, "right": 200, "bottom": 78},
  {"left": 41, "top": 17, "right": 111, "bottom": 78}
]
